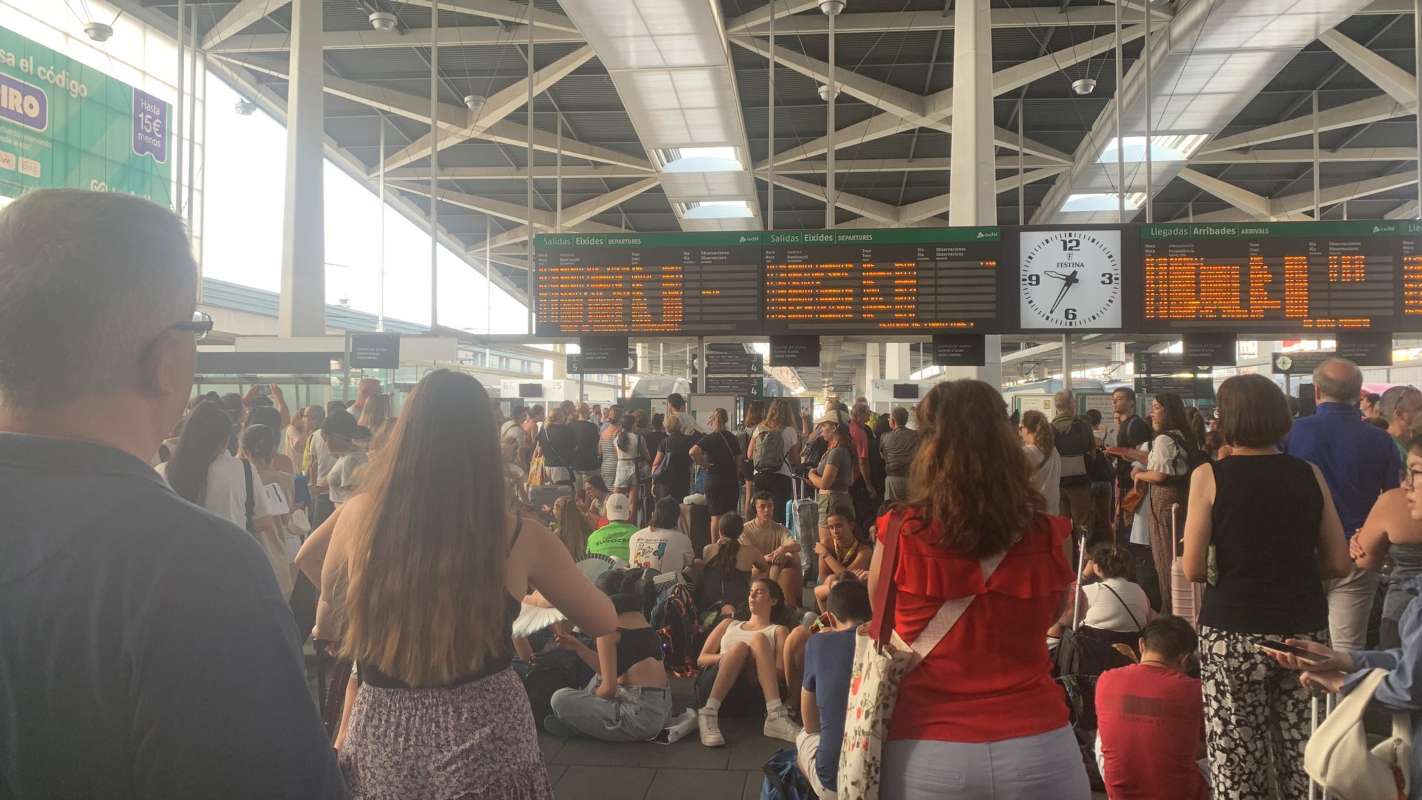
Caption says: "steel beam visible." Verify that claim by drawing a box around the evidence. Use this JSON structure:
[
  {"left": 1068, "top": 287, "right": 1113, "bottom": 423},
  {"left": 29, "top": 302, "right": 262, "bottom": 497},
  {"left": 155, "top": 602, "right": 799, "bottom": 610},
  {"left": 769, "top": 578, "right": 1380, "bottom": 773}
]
[
  {"left": 210, "top": 25, "right": 582, "bottom": 53},
  {"left": 380, "top": 45, "right": 596, "bottom": 173},
  {"left": 1319, "top": 29, "right": 1418, "bottom": 105},
  {"left": 1202, "top": 95, "right": 1416, "bottom": 154},
  {"left": 1191, "top": 147, "right": 1418, "bottom": 164},
  {"left": 394, "top": 0, "right": 580, "bottom": 32},
  {"left": 202, "top": 0, "right": 291, "bottom": 51}
]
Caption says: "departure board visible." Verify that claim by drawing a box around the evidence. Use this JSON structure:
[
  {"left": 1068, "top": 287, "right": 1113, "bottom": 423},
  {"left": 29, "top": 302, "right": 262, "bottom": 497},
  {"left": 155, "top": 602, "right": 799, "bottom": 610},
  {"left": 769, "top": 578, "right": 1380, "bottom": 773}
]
[
  {"left": 762, "top": 228, "right": 1003, "bottom": 334},
  {"left": 1140, "top": 222, "right": 1408, "bottom": 332},
  {"left": 533, "top": 232, "right": 762, "bottom": 336}
]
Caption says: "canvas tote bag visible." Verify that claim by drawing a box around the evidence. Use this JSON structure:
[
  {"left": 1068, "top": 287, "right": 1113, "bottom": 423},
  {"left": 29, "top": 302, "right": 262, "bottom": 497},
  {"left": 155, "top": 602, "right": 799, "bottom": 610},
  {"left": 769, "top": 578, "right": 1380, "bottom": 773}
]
[
  {"left": 1305, "top": 667, "right": 1411, "bottom": 800},
  {"left": 836, "top": 515, "right": 1006, "bottom": 800}
]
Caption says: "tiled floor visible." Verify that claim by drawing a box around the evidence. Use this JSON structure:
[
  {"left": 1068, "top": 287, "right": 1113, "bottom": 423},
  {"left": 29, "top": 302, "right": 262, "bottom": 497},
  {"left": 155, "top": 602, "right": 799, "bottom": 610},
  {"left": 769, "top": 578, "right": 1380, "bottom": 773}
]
[
  {"left": 543, "top": 714, "right": 783, "bottom": 800},
  {"left": 541, "top": 678, "right": 1107, "bottom": 799}
]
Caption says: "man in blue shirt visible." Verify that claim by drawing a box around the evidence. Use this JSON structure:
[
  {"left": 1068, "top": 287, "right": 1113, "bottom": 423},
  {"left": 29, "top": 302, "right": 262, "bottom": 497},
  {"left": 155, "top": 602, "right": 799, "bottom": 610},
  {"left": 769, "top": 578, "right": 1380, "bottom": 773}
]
[
  {"left": 1284, "top": 357, "right": 1401, "bottom": 651},
  {"left": 798, "top": 578, "right": 872, "bottom": 799},
  {"left": 0, "top": 190, "right": 344, "bottom": 799}
]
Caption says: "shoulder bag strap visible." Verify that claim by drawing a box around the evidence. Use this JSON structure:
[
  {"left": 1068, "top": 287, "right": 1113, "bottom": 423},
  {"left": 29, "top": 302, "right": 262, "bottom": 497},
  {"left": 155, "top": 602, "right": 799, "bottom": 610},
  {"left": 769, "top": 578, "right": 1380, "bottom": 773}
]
[
  {"left": 1098, "top": 581, "right": 1143, "bottom": 632},
  {"left": 907, "top": 549, "right": 1008, "bottom": 665},
  {"left": 241, "top": 458, "right": 256, "bottom": 532},
  {"left": 869, "top": 515, "right": 904, "bottom": 645}
]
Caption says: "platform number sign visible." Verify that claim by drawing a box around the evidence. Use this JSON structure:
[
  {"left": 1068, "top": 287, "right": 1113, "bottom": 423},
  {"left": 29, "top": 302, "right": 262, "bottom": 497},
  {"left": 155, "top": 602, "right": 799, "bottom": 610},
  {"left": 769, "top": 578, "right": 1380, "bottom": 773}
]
[{"left": 1018, "top": 229, "right": 1122, "bottom": 330}]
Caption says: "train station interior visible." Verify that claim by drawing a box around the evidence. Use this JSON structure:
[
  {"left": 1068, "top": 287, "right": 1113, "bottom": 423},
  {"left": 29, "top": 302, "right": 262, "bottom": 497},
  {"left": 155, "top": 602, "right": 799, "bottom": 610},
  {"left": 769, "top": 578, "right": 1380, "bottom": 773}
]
[{"left": 6, "top": 0, "right": 1422, "bottom": 797}]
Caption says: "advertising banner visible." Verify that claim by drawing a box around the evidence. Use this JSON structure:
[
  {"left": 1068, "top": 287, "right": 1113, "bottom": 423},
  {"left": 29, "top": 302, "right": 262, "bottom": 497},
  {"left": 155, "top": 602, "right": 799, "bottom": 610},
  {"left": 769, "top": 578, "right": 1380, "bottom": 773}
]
[{"left": 0, "top": 26, "right": 171, "bottom": 204}]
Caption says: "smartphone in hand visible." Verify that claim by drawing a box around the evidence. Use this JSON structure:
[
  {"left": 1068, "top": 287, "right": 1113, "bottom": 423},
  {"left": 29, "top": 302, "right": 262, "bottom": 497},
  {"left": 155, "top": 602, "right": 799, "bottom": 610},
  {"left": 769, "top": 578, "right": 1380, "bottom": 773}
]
[{"left": 1257, "top": 640, "right": 1328, "bottom": 663}]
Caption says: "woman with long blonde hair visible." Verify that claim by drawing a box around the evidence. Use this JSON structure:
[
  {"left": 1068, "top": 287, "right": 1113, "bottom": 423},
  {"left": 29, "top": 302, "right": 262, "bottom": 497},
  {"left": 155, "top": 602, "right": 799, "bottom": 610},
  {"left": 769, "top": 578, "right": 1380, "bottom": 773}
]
[
  {"left": 355, "top": 393, "right": 395, "bottom": 448},
  {"left": 329, "top": 370, "right": 616, "bottom": 798},
  {"left": 869, "top": 380, "right": 1087, "bottom": 798}
]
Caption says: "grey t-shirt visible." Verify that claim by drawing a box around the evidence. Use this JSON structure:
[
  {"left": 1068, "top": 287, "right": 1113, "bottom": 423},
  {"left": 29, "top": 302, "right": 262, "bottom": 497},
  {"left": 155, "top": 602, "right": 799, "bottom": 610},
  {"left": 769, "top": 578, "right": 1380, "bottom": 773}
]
[
  {"left": 819, "top": 446, "right": 854, "bottom": 492},
  {"left": 879, "top": 427, "right": 921, "bottom": 477}
]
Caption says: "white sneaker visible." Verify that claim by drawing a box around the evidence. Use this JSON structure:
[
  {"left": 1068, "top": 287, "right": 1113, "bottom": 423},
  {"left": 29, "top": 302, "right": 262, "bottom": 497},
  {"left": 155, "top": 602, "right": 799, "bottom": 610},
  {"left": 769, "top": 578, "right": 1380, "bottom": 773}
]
[
  {"left": 697, "top": 707, "right": 725, "bottom": 747},
  {"left": 763, "top": 709, "right": 800, "bottom": 742}
]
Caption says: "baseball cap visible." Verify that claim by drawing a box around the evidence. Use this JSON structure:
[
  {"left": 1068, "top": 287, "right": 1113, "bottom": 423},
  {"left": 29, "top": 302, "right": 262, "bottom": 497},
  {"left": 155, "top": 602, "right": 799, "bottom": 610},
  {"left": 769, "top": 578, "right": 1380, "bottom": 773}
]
[{"left": 605, "top": 492, "right": 632, "bottom": 521}]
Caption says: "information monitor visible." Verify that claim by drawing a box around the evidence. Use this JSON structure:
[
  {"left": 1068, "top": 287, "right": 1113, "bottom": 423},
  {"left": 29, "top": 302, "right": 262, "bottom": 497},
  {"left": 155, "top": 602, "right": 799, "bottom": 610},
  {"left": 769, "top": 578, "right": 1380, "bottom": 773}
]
[
  {"left": 761, "top": 228, "right": 1004, "bottom": 334},
  {"left": 533, "top": 232, "right": 761, "bottom": 336},
  {"left": 1139, "top": 222, "right": 1409, "bottom": 332}
]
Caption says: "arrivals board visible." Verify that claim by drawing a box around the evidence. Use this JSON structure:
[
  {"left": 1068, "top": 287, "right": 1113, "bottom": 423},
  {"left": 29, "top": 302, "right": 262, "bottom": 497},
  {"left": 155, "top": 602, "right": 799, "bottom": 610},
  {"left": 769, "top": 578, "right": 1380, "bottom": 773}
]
[
  {"left": 762, "top": 228, "right": 1003, "bottom": 334},
  {"left": 533, "top": 233, "right": 762, "bottom": 336},
  {"left": 1139, "top": 222, "right": 1413, "bottom": 332}
]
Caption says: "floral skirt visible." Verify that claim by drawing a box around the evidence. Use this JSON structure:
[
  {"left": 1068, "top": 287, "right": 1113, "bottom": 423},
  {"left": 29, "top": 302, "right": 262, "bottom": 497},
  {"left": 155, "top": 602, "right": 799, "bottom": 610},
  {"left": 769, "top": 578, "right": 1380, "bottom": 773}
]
[{"left": 339, "top": 666, "right": 554, "bottom": 800}]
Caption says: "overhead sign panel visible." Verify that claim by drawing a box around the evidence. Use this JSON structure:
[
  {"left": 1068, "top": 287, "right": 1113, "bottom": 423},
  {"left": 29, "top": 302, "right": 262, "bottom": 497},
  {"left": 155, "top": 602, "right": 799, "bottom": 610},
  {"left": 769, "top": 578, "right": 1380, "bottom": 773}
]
[
  {"left": 762, "top": 228, "right": 1004, "bottom": 335},
  {"left": 1337, "top": 331, "right": 1393, "bottom": 366},
  {"left": 931, "top": 334, "right": 987, "bottom": 366},
  {"left": 1140, "top": 222, "right": 1409, "bottom": 332},
  {"left": 534, "top": 232, "right": 761, "bottom": 336},
  {"left": 349, "top": 333, "right": 400, "bottom": 369},
  {"left": 579, "top": 336, "right": 631, "bottom": 372},
  {"left": 769, "top": 335, "right": 819, "bottom": 367}
]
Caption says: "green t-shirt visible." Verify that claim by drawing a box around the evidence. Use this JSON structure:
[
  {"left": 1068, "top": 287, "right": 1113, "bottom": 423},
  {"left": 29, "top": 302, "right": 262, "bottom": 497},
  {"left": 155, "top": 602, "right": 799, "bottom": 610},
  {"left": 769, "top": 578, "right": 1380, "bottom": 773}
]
[{"left": 586, "top": 521, "right": 638, "bottom": 562}]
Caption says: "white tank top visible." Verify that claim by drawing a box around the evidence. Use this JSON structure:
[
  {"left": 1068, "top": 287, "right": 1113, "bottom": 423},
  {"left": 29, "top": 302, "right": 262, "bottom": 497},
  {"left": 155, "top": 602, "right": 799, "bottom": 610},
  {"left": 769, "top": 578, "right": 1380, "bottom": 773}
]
[{"left": 721, "top": 620, "right": 781, "bottom": 652}]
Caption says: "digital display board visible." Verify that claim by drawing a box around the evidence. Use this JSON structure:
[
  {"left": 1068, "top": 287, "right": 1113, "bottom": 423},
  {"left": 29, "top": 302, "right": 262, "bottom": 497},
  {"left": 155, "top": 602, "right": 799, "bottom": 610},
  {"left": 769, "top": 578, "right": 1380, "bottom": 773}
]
[
  {"left": 1140, "top": 222, "right": 1409, "bottom": 332},
  {"left": 533, "top": 233, "right": 761, "bottom": 336},
  {"left": 761, "top": 228, "right": 1003, "bottom": 334}
]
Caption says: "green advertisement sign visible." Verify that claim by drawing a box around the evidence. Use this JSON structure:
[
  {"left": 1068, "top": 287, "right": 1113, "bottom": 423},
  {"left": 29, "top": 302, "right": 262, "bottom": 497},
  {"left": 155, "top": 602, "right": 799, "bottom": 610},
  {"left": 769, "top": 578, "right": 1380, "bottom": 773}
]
[{"left": 0, "top": 26, "right": 171, "bottom": 205}]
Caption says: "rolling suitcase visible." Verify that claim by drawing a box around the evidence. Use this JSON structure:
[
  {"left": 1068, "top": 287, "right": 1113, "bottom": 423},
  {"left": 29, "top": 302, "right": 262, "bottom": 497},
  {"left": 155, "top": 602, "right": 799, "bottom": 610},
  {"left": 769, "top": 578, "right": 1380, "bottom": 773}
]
[
  {"left": 1169, "top": 503, "right": 1204, "bottom": 628},
  {"left": 787, "top": 478, "right": 818, "bottom": 583}
]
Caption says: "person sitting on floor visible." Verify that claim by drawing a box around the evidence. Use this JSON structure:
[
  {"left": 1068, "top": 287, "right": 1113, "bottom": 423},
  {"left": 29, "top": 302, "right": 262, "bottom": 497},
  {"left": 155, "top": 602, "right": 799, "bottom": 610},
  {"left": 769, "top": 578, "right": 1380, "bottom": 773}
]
[
  {"left": 797, "top": 578, "right": 872, "bottom": 800},
  {"left": 1095, "top": 616, "right": 1208, "bottom": 800},
  {"left": 695, "top": 578, "right": 801, "bottom": 747},
  {"left": 1051, "top": 543, "right": 1154, "bottom": 649},
  {"left": 741, "top": 491, "right": 804, "bottom": 611},
  {"left": 628, "top": 496, "right": 695, "bottom": 575},
  {"left": 545, "top": 569, "right": 674, "bottom": 742},
  {"left": 698, "top": 513, "right": 769, "bottom": 621},
  {"left": 813, "top": 506, "right": 870, "bottom": 611},
  {"left": 586, "top": 492, "right": 637, "bottom": 564}
]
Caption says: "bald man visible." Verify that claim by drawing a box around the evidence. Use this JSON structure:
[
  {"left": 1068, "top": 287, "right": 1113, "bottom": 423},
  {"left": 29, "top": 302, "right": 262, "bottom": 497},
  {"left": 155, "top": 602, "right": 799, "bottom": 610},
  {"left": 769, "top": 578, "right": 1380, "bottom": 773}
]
[{"left": 1284, "top": 357, "right": 1401, "bottom": 650}]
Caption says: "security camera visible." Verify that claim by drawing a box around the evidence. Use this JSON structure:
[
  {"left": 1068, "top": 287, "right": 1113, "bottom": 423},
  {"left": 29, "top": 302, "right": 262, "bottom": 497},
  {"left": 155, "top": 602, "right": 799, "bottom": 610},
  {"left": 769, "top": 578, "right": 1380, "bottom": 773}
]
[
  {"left": 84, "top": 22, "right": 113, "bottom": 42},
  {"left": 818, "top": 84, "right": 840, "bottom": 102},
  {"left": 369, "top": 11, "right": 398, "bottom": 32},
  {"left": 463, "top": 94, "right": 486, "bottom": 112},
  {"left": 1072, "top": 78, "right": 1097, "bottom": 96}
]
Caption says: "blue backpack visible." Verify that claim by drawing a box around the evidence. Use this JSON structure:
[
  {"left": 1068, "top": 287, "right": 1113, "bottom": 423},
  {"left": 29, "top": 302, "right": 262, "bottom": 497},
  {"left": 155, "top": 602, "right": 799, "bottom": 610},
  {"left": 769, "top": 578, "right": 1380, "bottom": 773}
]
[{"left": 761, "top": 747, "right": 815, "bottom": 800}]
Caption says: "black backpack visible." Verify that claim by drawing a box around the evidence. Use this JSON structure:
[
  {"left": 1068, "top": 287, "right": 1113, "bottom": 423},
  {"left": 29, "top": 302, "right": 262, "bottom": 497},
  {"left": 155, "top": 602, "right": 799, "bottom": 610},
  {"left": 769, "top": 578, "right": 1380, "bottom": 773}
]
[
  {"left": 1162, "top": 431, "right": 1209, "bottom": 488},
  {"left": 523, "top": 648, "right": 594, "bottom": 732}
]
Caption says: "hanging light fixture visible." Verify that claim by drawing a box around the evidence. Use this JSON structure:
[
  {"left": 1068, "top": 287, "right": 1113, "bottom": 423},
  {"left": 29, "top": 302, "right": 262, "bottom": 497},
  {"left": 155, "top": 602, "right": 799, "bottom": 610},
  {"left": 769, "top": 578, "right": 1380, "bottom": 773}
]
[
  {"left": 1072, "top": 77, "right": 1098, "bottom": 95},
  {"left": 84, "top": 21, "right": 114, "bottom": 42}
]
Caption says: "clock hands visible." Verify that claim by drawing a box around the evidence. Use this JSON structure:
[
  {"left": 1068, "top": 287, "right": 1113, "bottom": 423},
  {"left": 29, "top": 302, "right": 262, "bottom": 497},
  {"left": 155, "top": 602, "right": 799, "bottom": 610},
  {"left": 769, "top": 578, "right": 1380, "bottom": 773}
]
[{"left": 1047, "top": 270, "right": 1080, "bottom": 315}]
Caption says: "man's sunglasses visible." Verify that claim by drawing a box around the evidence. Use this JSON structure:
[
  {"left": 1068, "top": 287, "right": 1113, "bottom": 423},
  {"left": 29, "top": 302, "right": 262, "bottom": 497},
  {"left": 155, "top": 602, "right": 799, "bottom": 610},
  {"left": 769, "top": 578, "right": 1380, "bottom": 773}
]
[{"left": 172, "top": 310, "right": 214, "bottom": 342}]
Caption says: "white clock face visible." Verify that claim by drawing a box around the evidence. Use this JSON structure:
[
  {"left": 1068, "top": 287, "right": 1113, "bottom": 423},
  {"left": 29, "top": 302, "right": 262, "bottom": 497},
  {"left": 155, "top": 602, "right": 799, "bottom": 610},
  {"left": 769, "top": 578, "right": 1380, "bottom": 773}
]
[{"left": 1019, "top": 229, "right": 1122, "bottom": 330}]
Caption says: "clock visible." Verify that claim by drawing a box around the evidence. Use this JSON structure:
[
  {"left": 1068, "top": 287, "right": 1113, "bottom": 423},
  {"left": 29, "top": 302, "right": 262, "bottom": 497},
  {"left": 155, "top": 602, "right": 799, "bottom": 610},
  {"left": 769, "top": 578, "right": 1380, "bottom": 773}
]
[{"left": 1019, "top": 229, "right": 1123, "bottom": 330}]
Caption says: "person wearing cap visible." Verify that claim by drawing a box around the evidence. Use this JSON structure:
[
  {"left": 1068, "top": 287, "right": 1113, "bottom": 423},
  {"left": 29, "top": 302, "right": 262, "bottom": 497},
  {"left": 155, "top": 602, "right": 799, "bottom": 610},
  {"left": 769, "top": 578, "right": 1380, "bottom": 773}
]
[
  {"left": 587, "top": 493, "right": 639, "bottom": 563},
  {"left": 308, "top": 408, "right": 358, "bottom": 528},
  {"left": 807, "top": 413, "right": 856, "bottom": 556}
]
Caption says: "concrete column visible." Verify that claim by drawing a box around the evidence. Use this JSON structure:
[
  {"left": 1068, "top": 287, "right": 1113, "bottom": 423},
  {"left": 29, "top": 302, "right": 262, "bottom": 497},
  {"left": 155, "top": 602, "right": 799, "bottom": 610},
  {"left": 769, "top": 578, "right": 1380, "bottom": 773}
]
[
  {"left": 865, "top": 342, "right": 880, "bottom": 384},
  {"left": 277, "top": 0, "right": 325, "bottom": 337},
  {"left": 885, "top": 343, "right": 911, "bottom": 380},
  {"left": 853, "top": 365, "right": 867, "bottom": 400},
  {"left": 636, "top": 342, "right": 650, "bottom": 374},
  {"left": 946, "top": 0, "right": 1002, "bottom": 388},
  {"left": 551, "top": 343, "right": 567, "bottom": 379}
]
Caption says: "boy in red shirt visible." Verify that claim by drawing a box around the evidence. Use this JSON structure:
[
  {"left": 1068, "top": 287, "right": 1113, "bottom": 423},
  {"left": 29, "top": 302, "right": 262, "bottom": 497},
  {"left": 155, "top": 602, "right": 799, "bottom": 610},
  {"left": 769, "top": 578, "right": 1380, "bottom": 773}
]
[{"left": 1095, "top": 616, "right": 1208, "bottom": 800}]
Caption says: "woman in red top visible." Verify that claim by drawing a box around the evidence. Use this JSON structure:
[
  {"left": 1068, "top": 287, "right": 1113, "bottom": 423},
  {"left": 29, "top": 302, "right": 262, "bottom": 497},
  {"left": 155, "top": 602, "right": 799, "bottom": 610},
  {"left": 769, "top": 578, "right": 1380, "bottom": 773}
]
[{"left": 869, "top": 379, "right": 1088, "bottom": 799}]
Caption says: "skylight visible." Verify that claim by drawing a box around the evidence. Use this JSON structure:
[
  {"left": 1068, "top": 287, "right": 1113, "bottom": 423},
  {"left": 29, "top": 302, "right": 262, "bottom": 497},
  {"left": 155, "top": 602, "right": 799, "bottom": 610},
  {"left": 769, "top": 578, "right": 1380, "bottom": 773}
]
[
  {"left": 1097, "top": 135, "right": 1209, "bottom": 164},
  {"left": 1062, "top": 193, "right": 1144, "bottom": 213},
  {"left": 655, "top": 146, "right": 743, "bottom": 173},
  {"left": 680, "top": 200, "right": 755, "bottom": 220}
]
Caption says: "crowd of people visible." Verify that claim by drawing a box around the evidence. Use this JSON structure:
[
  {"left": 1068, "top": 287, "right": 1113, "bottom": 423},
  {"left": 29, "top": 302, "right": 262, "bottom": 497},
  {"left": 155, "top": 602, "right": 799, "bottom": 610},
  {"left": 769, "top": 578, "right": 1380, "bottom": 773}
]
[{"left": 10, "top": 187, "right": 1422, "bottom": 800}]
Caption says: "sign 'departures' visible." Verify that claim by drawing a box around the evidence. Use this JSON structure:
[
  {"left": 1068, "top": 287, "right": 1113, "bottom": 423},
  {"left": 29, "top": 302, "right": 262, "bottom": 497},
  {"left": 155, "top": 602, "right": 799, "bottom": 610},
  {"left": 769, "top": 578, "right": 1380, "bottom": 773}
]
[{"left": 0, "top": 26, "right": 171, "bottom": 204}]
